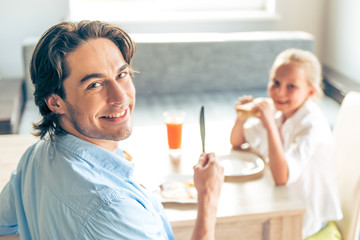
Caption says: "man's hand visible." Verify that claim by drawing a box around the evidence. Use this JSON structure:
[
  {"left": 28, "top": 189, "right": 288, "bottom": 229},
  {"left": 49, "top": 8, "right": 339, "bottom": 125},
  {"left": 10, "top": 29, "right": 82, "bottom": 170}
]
[
  {"left": 193, "top": 153, "right": 224, "bottom": 201},
  {"left": 191, "top": 153, "right": 224, "bottom": 240}
]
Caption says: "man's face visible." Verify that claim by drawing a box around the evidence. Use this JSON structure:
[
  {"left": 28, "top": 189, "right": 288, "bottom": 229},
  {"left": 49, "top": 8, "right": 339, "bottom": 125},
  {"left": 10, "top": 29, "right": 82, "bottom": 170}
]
[{"left": 51, "top": 38, "right": 136, "bottom": 151}]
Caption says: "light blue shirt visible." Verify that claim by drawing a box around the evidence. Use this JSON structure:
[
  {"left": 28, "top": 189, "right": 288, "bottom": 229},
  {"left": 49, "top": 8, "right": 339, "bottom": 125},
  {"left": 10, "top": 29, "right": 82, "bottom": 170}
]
[{"left": 0, "top": 134, "right": 173, "bottom": 239}]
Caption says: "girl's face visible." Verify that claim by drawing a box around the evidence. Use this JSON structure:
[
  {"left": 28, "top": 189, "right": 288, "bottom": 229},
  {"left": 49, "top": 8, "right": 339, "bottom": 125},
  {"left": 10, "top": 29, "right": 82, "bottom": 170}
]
[{"left": 268, "top": 62, "right": 315, "bottom": 119}]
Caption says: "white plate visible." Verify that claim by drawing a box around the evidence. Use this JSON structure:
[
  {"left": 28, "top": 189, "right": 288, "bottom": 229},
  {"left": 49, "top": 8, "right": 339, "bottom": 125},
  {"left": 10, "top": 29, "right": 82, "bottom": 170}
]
[
  {"left": 218, "top": 151, "right": 264, "bottom": 177},
  {"left": 155, "top": 174, "right": 197, "bottom": 204}
]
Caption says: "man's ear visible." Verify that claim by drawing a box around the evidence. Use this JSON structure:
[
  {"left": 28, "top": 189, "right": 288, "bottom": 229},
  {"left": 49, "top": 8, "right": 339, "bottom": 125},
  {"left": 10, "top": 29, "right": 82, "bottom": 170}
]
[{"left": 45, "top": 94, "right": 66, "bottom": 114}]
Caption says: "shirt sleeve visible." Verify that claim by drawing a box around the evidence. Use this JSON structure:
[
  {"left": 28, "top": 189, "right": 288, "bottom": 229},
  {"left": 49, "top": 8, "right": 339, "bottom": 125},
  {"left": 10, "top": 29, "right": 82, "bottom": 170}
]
[
  {"left": 245, "top": 118, "right": 320, "bottom": 184},
  {"left": 243, "top": 119, "right": 269, "bottom": 160},
  {"left": 0, "top": 171, "right": 19, "bottom": 236},
  {"left": 77, "top": 197, "right": 172, "bottom": 240},
  {"left": 0, "top": 145, "right": 36, "bottom": 236}
]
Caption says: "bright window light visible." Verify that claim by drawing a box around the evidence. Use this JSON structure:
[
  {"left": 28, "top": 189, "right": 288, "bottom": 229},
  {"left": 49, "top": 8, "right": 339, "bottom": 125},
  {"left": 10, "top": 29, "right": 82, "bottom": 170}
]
[{"left": 69, "top": 0, "right": 277, "bottom": 23}]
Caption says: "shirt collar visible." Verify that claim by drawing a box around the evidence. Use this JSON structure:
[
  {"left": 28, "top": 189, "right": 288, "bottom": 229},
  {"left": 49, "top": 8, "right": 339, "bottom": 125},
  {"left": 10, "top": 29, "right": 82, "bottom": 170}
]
[{"left": 53, "top": 133, "right": 134, "bottom": 179}]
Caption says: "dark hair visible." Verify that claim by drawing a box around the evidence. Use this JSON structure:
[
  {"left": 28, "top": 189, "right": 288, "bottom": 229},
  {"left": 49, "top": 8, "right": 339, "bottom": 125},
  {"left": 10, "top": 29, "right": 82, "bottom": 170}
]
[{"left": 30, "top": 20, "right": 136, "bottom": 139}]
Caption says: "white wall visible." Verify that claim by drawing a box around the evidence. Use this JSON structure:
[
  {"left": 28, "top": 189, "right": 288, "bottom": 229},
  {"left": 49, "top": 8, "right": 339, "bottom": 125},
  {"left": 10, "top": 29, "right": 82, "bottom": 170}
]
[
  {"left": 0, "top": 0, "right": 330, "bottom": 81},
  {"left": 0, "top": 0, "right": 69, "bottom": 79},
  {"left": 323, "top": 0, "right": 360, "bottom": 83},
  {"left": 275, "top": 0, "right": 327, "bottom": 60}
]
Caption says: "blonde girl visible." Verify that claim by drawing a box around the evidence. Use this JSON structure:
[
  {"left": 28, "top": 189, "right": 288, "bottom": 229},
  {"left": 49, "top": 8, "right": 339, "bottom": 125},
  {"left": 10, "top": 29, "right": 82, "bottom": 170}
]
[{"left": 230, "top": 49, "right": 343, "bottom": 238}]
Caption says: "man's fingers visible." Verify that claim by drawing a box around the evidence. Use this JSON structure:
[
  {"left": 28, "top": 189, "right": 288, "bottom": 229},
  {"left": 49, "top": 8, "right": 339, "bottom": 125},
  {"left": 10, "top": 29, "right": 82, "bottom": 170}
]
[
  {"left": 194, "top": 153, "right": 216, "bottom": 169},
  {"left": 194, "top": 153, "right": 206, "bottom": 169}
]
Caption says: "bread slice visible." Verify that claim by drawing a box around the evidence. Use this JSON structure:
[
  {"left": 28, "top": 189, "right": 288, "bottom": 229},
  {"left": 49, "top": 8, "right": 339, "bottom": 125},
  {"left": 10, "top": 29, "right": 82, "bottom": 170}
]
[{"left": 236, "top": 98, "right": 271, "bottom": 118}]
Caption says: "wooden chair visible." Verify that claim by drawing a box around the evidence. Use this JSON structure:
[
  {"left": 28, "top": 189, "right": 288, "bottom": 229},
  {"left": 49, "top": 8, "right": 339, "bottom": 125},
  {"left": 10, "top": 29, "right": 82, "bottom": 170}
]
[{"left": 333, "top": 91, "right": 360, "bottom": 240}]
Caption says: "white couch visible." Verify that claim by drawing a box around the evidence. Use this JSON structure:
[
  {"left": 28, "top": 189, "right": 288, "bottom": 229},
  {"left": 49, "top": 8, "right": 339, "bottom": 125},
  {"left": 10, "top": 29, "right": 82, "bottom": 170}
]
[{"left": 20, "top": 31, "right": 339, "bottom": 131}]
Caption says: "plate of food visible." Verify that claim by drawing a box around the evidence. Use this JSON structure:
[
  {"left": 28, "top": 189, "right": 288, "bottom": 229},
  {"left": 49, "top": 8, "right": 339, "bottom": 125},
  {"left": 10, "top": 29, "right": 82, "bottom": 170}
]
[
  {"left": 218, "top": 151, "right": 265, "bottom": 178},
  {"left": 156, "top": 174, "right": 197, "bottom": 204}
]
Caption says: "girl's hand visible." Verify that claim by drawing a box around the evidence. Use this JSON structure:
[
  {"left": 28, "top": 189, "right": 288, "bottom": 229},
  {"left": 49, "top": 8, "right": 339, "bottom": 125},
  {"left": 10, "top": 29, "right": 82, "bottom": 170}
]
[
  {"left": 252, "top": 99, "right": 275, "bottom": 129},
  {"left": 235, "top": 95, "right": 254, "bottom": 118}
]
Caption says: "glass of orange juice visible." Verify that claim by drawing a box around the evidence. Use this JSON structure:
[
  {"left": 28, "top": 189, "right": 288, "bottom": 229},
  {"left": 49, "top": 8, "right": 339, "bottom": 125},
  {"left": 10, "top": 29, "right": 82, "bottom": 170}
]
[{"left": 163, "top": 111, "right": 186, "bottom": 156}]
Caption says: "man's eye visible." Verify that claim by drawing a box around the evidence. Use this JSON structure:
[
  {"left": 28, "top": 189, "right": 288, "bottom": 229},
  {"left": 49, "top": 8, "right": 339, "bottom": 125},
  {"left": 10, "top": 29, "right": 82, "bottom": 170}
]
[
  {"left": 118, "top": 72, "right": 127, "bottom": 79},
  {"left": 87, "top": 82, "right": 101, "bottom": 89},
  {"left": 273, "top": 80, "right": 280, "bottom": 87}
]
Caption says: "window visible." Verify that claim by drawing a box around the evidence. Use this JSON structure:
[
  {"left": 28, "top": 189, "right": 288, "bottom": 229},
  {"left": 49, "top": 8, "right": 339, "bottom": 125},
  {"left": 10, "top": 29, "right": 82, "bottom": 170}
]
[{"left": 69, "top": 0, "right": 277, "bottom": 23}]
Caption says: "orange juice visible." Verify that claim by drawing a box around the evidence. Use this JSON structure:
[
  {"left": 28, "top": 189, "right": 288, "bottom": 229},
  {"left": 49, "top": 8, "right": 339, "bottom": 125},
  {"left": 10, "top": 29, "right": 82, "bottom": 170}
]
[{"left": 166, "top": 123, "right": 183, "bottom": 149}]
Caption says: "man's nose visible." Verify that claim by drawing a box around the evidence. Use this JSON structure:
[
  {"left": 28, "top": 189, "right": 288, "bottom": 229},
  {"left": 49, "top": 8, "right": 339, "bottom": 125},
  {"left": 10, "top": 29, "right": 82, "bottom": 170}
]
[{"left": 107, "top": 80, "right": 127, "bottom": 105}]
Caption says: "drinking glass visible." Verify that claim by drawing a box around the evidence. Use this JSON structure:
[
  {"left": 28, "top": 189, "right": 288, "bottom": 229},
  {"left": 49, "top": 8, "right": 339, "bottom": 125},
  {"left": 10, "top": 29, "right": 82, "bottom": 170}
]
[{"left": 163, "top": 111, "right": 186, "bottom": 157}]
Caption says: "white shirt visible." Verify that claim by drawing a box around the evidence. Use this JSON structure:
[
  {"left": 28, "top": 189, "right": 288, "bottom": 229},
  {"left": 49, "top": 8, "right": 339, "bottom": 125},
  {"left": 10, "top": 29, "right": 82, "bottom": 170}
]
[{"left": 243, "top": 99, "right": 343, "bottom": 238}]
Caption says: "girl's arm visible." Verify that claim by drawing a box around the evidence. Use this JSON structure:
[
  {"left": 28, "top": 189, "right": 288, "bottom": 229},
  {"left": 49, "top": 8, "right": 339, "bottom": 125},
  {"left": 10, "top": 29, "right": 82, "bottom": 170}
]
[
  {"left": 265, "top": 119, "right": 289, "bottom": 185},
  {"left": 230, "top": 96, "right": 253, "bottom": 147},
  {"left": 230, "top": 117, "right": 247, "bottom": 147},
  {"left": 253, "top": 101, "right": 289, "bottom": 185}
]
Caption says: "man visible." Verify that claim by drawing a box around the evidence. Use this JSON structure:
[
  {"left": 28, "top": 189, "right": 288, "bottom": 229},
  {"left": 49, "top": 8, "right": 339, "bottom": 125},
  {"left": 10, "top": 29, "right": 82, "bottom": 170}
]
[{"left": 0, "top": 21, "right": 224, "bottom": 239}]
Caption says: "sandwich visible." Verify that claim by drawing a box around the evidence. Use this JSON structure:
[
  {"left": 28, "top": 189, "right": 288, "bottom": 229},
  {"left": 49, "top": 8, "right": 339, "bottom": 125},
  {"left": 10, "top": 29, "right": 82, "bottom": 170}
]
[{"left": 236, "top": 98, "right": 271, "bottom": 118}]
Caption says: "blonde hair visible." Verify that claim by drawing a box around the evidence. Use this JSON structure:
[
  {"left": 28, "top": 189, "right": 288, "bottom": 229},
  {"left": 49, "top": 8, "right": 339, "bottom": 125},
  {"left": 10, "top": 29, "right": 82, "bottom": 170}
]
[{"left": 269, "top": 48, "right": 323, "bottom": 99}]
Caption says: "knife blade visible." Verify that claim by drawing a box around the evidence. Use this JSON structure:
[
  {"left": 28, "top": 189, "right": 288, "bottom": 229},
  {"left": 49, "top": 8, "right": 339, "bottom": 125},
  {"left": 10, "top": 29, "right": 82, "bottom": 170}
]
[{"left": 200, "top": 105, "right": 205, "bottom": 153}]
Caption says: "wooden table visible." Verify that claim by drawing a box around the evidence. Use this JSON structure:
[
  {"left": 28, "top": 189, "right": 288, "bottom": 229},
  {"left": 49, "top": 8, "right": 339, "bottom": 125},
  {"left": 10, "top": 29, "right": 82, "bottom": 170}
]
[{"left": 0, "top": 121, "right": 305, "bottom": 239}]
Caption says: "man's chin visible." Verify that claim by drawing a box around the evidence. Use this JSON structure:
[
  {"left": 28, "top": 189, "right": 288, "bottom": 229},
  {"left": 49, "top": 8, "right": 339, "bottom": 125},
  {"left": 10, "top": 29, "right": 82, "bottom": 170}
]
[
  {"left": 114, "top": 124, "right": 133, "bottom": 141},
  {"left": 116, "top": 130, "right": 132, "bottom": 141},
  {"left": 104, "top": 119, "right": 133, "bottom": 140},
  {"left": 82, "top": 124, "right": 133, "bottom": 142}
]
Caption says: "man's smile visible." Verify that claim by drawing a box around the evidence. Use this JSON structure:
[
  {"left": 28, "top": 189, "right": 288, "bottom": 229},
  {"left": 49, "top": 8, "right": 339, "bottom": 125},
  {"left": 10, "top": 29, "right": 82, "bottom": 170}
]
[
  {"left": 102, "top": 109, "right": 127, "bottom": 119},
  {"left": 99, "top": 108, "right": 130, "bottom": 122}
]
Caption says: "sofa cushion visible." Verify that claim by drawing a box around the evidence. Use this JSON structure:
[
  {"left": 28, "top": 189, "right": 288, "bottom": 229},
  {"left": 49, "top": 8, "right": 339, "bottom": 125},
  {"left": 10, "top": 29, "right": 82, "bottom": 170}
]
[{"left": 131, "top": 31, "right": 314, "bottom": 96}]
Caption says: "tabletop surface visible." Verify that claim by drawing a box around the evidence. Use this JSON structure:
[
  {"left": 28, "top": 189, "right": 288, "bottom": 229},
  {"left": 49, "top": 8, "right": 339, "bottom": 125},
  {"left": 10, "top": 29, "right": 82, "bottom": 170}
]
[
  {"left": 0, "top": 121, "right": 305, "bottom": 225},
  {"left": 121, "top": 122, "right": 305, "bottom": 224}
]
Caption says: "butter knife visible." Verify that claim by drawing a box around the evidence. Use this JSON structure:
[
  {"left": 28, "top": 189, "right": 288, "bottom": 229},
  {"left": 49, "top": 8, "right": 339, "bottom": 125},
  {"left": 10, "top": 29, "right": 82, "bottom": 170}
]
[{"left": 200, "top": 105, "right": 205, "bottom": 153}]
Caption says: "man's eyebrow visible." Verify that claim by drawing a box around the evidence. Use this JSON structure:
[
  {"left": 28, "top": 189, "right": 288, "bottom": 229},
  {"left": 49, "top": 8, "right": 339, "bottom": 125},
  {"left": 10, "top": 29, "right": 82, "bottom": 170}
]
[
  {"left": 79, "top": 64, "right": 129, "bottom": 84},
  {"left": 118, "top": 63, "right": 129, "bottom": 72},
  {"left": 80, "top": 73, "right": 105, "bottom": 83}
]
